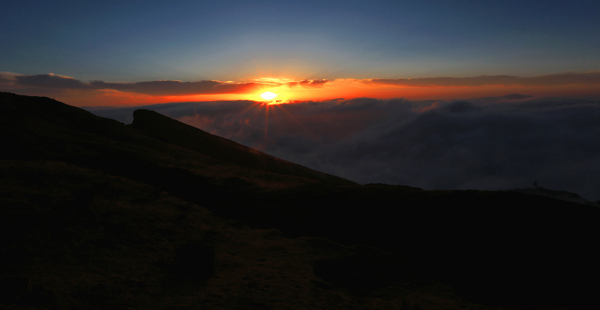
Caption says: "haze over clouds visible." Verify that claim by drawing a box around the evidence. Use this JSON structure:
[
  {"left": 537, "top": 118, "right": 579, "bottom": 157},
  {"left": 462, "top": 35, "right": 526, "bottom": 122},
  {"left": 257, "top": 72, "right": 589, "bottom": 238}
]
[{"left": 91, "top": 96, "right": 600, "bottom": 202}]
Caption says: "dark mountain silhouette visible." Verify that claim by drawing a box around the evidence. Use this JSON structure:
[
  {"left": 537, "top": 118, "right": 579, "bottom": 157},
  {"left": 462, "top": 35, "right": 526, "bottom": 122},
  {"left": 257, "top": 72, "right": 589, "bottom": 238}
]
[
  {"left": 0, "top": 92, "right": 350, "bottom": 189},
  {"left": 129, "top": 108, "right": 353, "bottom": 186},
  {"left": 1, "top": 91, "right": 599, "bottom": 309}
]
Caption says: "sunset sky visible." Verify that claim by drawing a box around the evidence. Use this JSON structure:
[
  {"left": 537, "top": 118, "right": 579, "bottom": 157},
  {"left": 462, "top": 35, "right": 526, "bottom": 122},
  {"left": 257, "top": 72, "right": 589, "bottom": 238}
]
[
  {"left": 1, "top": 0, "right": 600, "bottom": 106},
  {"left": 2, "top": 1, "right": 600, "bottom": 200}
]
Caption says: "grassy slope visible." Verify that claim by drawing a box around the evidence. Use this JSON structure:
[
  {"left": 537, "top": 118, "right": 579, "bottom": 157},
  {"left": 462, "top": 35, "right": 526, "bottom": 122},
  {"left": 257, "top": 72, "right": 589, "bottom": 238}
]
[{"left": 1, "top": 160, "right": 484, "bottom": 310}]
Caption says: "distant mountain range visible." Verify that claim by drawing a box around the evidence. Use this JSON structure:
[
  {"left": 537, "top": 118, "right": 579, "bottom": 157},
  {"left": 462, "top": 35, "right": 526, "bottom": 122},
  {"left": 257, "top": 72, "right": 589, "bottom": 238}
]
[{"left": 2, "top": 91, "right": 599, "bottom": 309}]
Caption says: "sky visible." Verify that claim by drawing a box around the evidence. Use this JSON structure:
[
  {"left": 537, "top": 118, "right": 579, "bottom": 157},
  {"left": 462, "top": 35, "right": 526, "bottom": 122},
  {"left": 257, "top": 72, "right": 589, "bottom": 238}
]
[
  {"left": 1, "top": 0, "right": 600, "bottom": 105},
  {"left": 2, "top": 1, "right": 600, "bottom": 200}
]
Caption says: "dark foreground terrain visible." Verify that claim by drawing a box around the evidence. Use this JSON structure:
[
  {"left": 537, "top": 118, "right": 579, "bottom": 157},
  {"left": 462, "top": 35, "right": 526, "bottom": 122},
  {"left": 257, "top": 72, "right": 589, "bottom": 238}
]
[{"left": 1, "top": 92, "right": 599, "bottom": 309}]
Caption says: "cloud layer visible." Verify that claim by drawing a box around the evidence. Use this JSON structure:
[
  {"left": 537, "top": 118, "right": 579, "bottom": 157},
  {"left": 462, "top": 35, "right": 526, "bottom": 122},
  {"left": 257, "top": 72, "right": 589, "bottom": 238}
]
[{"left": 91, "top": 96, "right": 600, "bottom": 202}]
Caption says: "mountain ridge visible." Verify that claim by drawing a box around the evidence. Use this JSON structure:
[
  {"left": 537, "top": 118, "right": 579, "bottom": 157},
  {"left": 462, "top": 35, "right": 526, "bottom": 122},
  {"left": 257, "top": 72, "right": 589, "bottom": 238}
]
[
  {"left": 129, "top": 108, "right": 354, "bottom": 187},
  {"left": 0, "top": 92, "right": 353, "bottom": 189}
]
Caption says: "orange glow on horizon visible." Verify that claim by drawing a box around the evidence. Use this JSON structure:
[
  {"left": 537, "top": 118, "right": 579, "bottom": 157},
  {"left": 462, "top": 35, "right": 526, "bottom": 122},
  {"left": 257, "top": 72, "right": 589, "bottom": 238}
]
[{"left": 29, "top": 73, "right": 600, "bottom": 107}]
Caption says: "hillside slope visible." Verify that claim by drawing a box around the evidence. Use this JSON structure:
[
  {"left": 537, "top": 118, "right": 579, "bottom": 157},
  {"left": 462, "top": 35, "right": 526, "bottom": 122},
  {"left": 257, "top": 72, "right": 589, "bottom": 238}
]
[
  {"left": 129, "top": 108, "right": 353, "bottom": 186},
  {"left": 0, "top": 92, "right": 353, "bottom": 189},
  {"left": 3, "top": 160, "right": 462, "bottom": 310}
]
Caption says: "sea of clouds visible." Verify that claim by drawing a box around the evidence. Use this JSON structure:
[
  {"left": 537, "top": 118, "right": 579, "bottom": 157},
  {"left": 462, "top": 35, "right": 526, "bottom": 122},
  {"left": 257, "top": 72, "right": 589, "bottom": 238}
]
[{"left": 89, "top": 95, "right": 600, "bottom": 202}]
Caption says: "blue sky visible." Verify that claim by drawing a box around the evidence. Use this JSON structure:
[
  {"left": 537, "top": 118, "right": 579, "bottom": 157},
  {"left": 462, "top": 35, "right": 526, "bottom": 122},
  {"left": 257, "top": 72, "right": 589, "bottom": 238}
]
[{"left": 2, "top": 0, "right": 599, "bottom": 83}]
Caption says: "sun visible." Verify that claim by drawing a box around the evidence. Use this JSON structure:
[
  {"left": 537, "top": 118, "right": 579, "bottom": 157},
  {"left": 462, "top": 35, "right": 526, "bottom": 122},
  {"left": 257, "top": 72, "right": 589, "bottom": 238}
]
[{"left": 260, "top": 91, "right": 278, "bottom": 100}]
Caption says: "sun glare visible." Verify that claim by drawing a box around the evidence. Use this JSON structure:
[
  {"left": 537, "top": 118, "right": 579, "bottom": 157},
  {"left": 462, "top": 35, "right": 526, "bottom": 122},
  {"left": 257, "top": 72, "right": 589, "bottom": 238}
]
[{"left": 261, "top": 91, "right": 278, "bottom": 100}]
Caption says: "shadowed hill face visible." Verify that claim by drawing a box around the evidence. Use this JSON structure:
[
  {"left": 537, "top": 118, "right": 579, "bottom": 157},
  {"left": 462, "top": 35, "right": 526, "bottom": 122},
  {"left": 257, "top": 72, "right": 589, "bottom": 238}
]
[
  {"left": 130, "top": 109, "right": 354, "bottom": 186},
  {"left": 0, "top": 92, "right": 164, "bottom": 161},
  {"left": 0, "top": 92, "right": 353, "bottom": 188}
]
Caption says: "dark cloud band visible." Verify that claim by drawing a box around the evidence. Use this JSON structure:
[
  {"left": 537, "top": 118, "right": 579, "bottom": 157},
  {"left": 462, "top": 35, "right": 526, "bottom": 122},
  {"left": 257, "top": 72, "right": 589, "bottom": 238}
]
[
  {"left": 4, "top": 73, "right": 261, "bottom": 95},
  {"left": 89, "top": 80, "right": 260, "bottom": 95},
  {"left": 5, "top": 72, "right": 600, "bottom": 97},
  {"left": 15, "top": 73, "right": 92, "bottom": 89},
  {"left": 368, "top": 71, "right": 600, "bottom": 87}
]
